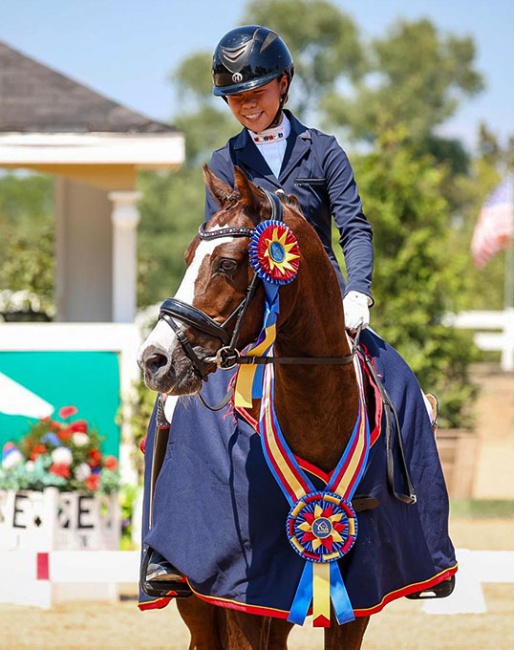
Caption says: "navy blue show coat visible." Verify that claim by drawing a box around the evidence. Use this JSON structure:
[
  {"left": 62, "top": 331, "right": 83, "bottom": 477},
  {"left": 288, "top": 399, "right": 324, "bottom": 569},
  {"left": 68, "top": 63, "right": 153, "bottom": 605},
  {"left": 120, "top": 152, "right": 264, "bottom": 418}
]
[{"left": 206, "top": 110, "right": 374, "bottom": 300}]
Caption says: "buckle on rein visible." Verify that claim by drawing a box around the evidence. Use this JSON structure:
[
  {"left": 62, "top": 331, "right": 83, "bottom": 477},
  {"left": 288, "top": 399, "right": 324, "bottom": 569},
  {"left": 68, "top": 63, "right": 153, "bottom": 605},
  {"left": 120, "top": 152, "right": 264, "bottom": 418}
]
[{"left": 215, "top": 346, "right": 242, "bottom": 370}]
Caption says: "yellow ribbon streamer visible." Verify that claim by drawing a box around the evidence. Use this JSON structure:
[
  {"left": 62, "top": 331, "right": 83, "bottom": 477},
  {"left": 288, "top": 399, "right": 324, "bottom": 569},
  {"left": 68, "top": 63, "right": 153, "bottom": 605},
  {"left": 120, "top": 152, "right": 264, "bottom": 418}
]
[
  {"left": 312, "top": 563, "right": 331, "bottom": 627},
  {"left": 234, "top": 323, "right": 277, "bottom": 407}
]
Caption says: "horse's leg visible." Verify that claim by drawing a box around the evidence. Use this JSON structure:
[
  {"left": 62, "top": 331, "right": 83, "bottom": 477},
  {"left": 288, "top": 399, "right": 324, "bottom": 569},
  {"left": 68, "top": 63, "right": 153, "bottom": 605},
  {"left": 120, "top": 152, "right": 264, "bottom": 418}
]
[
  {"left": 268, "top": 618, "right": 294, "bottom": 649},
  {"left": 176, "top": 596, "right": 222, "bottom": 650},
  {"left": 324, "top": 616, "right": 370, "bottom": 650},
  {"left": 220, "top": 610, "right": 272, "bottom": 650}
]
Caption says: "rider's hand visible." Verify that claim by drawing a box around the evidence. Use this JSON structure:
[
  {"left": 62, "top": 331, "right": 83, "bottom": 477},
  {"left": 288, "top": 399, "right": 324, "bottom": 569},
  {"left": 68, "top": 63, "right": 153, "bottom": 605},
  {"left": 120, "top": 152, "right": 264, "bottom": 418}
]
[{"left": 343, "top": 291, "right": 372, "bottom": 332}]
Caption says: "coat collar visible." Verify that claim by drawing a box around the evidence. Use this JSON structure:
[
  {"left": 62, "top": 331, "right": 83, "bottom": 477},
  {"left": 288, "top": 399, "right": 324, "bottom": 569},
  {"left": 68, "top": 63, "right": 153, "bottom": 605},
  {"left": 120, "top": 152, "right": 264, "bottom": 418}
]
[{"left": 232, "top": 111, "right": 312, "bottom": 187}]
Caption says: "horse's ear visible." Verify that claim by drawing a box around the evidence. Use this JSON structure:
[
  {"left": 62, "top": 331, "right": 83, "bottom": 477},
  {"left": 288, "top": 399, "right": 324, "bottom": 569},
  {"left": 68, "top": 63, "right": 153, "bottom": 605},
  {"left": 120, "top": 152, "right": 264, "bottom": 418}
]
[
  {"left": 233, "top": 166, "right": 267, "bottom": 220},
  {"left": 202, "top": 164, "right": 236, "bottom": 207},
  {"left": 282, "top": 191, "right": 304, "bottom": 216}
]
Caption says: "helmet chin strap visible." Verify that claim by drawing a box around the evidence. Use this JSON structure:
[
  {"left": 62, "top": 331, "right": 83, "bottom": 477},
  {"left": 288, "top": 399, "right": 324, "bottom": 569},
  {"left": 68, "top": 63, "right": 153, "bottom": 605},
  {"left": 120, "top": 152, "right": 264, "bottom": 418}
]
[{"left": 267, "top": 106, "right": 284, "bottom": 129}]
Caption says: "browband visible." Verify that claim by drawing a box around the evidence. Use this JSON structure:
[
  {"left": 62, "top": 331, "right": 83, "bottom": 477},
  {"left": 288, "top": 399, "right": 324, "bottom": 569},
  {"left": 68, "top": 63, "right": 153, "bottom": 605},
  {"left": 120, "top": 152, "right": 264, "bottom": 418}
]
[{"left": 198, "top": 189, "right": 283, "bottom": 241}]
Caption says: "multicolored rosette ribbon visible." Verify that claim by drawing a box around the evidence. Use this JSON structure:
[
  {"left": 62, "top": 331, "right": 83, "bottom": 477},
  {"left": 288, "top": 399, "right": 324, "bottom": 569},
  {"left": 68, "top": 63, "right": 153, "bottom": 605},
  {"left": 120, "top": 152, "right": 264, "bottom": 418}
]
[
  {"left": 286, "top": 492, "right": 358, "bottom": 627},
  {"left": 249, "top": 220, "right": 300, "bottom": 285},
  {"left": 287, "top": 492, "right": 358, "bottom": 563},
  {"left": 257, "top": 362, "right": 370, "bottom": 627},
  {"left": 234, "top": 220, "right": 301, "bottom": 407}
]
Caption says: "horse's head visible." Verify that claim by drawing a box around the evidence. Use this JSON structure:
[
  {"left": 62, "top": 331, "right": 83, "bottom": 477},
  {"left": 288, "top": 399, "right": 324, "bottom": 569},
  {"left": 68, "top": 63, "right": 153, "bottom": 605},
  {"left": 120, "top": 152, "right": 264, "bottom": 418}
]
[{"left": 138, "top": 166, "right": 307, "bottom": 396}]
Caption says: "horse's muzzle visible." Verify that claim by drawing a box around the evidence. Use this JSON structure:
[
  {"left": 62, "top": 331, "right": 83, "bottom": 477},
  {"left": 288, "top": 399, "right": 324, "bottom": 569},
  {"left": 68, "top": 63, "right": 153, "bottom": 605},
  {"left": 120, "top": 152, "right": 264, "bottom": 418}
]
[{"left": 139, "top": 344, "right": 206, "bottom": 395}]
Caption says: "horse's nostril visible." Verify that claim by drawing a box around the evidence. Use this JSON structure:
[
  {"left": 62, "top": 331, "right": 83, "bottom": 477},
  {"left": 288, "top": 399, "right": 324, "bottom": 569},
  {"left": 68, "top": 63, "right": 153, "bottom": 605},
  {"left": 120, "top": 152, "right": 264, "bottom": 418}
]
[{"left": 144, "top": 351, "right": 169, "bottom": 374}]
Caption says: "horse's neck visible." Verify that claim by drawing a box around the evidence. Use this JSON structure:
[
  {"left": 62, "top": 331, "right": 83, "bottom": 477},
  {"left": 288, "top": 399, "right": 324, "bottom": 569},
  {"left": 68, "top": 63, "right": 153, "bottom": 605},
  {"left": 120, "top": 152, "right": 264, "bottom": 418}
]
[{"left": 273, "top": 295, "right": 360, "bottom": 474}]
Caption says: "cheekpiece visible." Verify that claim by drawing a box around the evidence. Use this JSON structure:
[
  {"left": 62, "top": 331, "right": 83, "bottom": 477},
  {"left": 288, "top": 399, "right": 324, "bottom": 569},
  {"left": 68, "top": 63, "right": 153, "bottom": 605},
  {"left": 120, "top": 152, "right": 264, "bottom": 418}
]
[
  {"left": 287, "top": 491, "right": 358, "bottom": 563},
  {"left": 249, "top": 220, "right": 300, "bottom": 285}
]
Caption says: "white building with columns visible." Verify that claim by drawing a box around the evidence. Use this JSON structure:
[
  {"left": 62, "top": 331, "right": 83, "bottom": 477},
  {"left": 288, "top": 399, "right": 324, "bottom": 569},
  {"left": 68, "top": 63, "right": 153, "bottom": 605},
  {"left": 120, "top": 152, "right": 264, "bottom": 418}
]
[
  {"left": 0, "top": 41, "right": 184, "bottom": 484},
  {"left": 0, "top": 40, "right": 184, "bottom": 323}
]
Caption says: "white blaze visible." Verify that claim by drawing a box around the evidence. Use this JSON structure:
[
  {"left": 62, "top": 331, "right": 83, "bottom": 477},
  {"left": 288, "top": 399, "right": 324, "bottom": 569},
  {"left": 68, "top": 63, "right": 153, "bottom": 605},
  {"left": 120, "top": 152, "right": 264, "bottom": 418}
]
[{"left": 139, "top": 229, "right": 235, "bottom": 357}]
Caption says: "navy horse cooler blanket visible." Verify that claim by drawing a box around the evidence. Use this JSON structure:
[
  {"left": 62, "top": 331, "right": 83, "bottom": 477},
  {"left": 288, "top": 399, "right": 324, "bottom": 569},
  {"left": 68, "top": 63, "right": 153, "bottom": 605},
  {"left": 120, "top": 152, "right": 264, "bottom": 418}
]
[{"left": 138, "top": 328, "right": 457, "bottom": 619}]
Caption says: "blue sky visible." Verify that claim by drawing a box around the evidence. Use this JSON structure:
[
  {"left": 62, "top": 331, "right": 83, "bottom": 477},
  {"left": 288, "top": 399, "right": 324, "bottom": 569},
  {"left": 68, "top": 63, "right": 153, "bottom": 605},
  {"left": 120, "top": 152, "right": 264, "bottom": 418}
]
[{"left": 1, "top": 0, "right": 513, "bottom": 149}]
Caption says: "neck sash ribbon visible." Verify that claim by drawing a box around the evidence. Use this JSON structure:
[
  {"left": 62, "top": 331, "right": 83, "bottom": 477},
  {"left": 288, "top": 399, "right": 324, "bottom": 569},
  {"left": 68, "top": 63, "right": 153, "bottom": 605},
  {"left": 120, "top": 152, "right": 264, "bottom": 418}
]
[{"left": 234, "top": 218, "right": 370, "bottom": 626}]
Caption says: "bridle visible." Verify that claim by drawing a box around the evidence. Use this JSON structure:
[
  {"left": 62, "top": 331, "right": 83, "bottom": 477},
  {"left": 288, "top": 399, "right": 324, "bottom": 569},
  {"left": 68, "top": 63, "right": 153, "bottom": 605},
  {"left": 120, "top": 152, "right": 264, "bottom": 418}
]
[{"left": 157, "top": 190, "right": 357, "bottom": 387}]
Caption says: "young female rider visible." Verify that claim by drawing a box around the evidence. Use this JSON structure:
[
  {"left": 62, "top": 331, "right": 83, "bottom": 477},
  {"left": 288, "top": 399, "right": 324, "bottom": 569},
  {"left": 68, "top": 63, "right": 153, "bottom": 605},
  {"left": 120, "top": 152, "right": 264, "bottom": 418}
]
[
  {"left": 207, "top": 25, "right": 373, "bottom": 333},
  {"left": 139, "top": 25, "right": 455, "bottom": 608}
]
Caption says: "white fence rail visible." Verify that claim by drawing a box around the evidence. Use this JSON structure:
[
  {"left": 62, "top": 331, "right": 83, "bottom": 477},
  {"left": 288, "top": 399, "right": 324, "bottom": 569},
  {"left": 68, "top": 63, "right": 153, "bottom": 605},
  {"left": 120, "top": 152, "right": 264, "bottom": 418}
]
[
  {"left": 446, "top": 308, "right": 514, "bottom": 371},
  {"left": 0, "top": 548, "right": 512, "bottom": 614}
]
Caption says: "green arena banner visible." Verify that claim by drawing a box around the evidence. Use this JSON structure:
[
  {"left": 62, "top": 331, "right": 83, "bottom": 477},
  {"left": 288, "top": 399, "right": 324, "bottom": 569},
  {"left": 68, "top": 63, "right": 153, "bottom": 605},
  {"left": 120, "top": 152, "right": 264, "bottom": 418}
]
[{"left": 0, "top": 352, "right": 120, "bottom": 457}]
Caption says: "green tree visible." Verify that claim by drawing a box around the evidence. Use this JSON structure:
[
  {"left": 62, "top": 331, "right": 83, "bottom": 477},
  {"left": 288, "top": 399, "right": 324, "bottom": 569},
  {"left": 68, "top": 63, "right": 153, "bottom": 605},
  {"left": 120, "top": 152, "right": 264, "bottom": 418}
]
[
  {"left": 137, "top": 166, "right": 205, "bottom": 306},
  {"left": 323, "top": 18, "right": 484, "bottom": 146},
  {"left": 0, "top": 173, "right": 55, "bottom": 318},
  {"left": 353, "top": 125, "right": 477, "bottom": 428}
]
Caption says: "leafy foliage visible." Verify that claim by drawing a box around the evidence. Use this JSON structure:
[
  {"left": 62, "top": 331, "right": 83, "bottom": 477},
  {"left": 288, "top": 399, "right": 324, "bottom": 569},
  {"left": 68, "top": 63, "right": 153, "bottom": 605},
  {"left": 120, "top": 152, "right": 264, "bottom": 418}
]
[
  {"left": 0, "top": 173, "right": 55, "bottom": 319},
  {"left": 353, "top": 125, "right": 478, "bottom": 427},
  {"left": 323, "top": 18, "right": 484, "bottom": 145},
  {"left": 137, "top": 167, "right": 205, "bottom": 306}
]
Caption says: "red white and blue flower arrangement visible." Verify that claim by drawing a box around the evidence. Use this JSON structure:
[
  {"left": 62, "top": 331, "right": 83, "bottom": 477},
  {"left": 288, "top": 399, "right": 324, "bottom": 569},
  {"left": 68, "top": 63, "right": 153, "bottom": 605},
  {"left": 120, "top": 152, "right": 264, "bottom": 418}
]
[{"left": 0, "top": 406, "right": 119, "bottom": 494}]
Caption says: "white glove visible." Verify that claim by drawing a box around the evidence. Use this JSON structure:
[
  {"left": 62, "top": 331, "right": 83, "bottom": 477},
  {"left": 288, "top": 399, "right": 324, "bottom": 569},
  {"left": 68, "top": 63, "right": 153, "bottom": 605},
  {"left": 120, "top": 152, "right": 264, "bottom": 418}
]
[{"left": 343, "top": 291, "right": 372, "bottom": 332}]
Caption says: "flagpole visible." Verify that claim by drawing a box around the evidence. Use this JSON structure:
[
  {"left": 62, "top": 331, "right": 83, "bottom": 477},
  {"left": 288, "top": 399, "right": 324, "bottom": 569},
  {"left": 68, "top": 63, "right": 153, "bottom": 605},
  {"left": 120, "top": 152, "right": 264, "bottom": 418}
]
[
  {"left": 504, "top": 175, "right": 514, "bottom": 310},
  {"left": 502, "top": 175, "right": 514, "bottom": 372},
  {"left": 504, "top": 240, "right": 514, "bottom": 309}
]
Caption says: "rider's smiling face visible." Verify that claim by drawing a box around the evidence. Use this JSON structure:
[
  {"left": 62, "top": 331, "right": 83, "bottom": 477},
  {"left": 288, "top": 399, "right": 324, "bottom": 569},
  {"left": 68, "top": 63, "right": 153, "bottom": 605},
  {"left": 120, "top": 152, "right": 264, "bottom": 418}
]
[{"left": 226, "top": 76, "right": 288, "bottom": 133}]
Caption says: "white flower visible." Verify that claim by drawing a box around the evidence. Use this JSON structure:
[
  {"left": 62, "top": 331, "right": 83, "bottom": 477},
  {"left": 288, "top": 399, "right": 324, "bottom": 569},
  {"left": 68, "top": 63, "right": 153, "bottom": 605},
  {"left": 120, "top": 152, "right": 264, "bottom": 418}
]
[
  {"left": 74, "top": 463, "right": 92, "bottom": 481},
  {"left": 51, "top": 447, "right": 73, "bottom": 466},
  {"left": 2, "top": 449, "right": 23, "bottom": 469},
  {"left": 24, "top": 460, "right": 35, "bottom": 472},
  {"left": 72, "top": 432, "right": 89, "bottom": 447}
]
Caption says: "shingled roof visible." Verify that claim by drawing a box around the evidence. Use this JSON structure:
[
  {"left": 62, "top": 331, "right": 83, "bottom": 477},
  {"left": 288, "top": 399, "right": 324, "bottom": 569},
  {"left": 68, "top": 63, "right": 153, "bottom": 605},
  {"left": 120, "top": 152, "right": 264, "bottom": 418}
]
[{"left": 0, "top": 40, "right": 175, "bottom": 134}]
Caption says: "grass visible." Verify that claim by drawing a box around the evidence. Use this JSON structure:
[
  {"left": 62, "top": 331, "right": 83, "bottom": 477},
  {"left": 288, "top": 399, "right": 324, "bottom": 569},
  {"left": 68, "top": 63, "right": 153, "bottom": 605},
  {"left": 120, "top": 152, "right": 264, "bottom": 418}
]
[{"left": 450, "top": 499, "right": 514, "bottom": 518}]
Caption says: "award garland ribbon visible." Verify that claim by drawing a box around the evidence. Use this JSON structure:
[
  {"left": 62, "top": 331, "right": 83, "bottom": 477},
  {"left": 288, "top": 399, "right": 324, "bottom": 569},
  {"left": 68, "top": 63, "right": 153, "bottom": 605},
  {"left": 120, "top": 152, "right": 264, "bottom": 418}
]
[
  {"left": 234, "top": 220, "right": 371, "bottom": 627},
  {"left": 235, "top": 220, "right": 300, "bottom": 409}
]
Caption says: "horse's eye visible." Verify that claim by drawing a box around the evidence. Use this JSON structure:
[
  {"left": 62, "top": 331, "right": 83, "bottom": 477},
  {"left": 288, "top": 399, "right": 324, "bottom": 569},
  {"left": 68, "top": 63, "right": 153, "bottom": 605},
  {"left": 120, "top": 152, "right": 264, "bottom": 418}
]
[{"left": 218, "top": 258, "right": 238, "bottom": 273}]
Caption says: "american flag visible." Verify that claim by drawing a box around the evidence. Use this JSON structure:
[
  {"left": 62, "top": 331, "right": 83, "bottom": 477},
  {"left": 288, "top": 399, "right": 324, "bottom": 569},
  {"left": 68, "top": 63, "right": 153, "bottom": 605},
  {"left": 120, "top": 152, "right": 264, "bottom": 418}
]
[{"left": 471, "top": 175, "right": 514, "bottom": 268}]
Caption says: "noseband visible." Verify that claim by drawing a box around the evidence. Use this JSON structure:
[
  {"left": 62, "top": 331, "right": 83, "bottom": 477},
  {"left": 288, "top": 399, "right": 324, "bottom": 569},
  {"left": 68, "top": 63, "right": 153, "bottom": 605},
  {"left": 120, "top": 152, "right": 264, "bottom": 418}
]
[{"left": 157, "top": 190, "right": 356, "bottom": 384}]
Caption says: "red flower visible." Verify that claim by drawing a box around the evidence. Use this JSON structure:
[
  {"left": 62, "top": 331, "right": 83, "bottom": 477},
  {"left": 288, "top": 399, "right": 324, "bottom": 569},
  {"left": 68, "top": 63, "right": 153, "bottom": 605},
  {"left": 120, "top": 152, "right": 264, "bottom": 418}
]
[
  {"left": 103, "top": 456, "right": 118, "bottom": 471},
  {"left": 58, "top": 426, "right": 74, "bottom": 441},
  {"left": 30, "top": 444, "right": 47, "bottom": 460},
  {"left": 70, "top": 420, "right": 88, "bottom": 433},
  {"left": 59, "top": 406, "right": 78, "bottom": 419},
  {"left": 85, "top": 473, "right": 100, "bottom": 491},
  {"left": 49, "top": 420, "right": 62, "bottom": 433},
  {"left": 88, "top": 449, "right": 102, "bottom": 468},
  {"left": 49, "top": 463, "right": 70, "bottom": 478}
]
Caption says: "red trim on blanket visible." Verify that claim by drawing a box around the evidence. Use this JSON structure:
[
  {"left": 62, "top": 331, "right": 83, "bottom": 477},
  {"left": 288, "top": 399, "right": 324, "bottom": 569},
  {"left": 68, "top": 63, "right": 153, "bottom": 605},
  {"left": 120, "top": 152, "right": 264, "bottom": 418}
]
[
  {"left": 355, "top": 565, "right": 459, "bottom": 616},
  {"left": 138, "top": 596, "right": 173, "bottom": 611},
  {"left": 178, "top": 565, "right": 458, "bottom": 620}
]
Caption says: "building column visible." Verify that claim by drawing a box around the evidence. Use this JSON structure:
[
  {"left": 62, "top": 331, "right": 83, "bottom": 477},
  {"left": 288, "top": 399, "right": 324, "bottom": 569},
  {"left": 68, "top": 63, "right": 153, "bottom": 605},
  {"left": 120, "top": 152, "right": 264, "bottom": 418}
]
[{"left": 108, "top": 191, "right": 142, "bottom": 323}]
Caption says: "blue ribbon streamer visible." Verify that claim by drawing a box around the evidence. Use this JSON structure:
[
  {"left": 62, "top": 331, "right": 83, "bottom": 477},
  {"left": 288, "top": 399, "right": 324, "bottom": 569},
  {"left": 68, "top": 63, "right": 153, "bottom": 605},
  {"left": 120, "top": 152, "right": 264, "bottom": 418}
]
[
  {"left": 330, "top": 562, "right": 355, "bottom": 625},
  {"left": 288, "top": 562, "right": 313, "bottom": 625}
]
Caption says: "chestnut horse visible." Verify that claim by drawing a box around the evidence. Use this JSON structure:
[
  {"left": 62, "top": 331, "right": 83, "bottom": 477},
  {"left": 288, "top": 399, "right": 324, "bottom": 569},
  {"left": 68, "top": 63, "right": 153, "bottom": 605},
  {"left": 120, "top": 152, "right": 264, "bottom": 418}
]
[{"left": 139, "top": 165, "right": 372, "bottom": 648}]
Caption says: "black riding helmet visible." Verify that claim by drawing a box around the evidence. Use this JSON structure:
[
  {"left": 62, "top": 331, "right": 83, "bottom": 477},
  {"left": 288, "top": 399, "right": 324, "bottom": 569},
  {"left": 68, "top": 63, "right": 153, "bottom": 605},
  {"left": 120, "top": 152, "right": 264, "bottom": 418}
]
[{"left": 212, "top": 25, "right": 294, "bottom": 97}]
